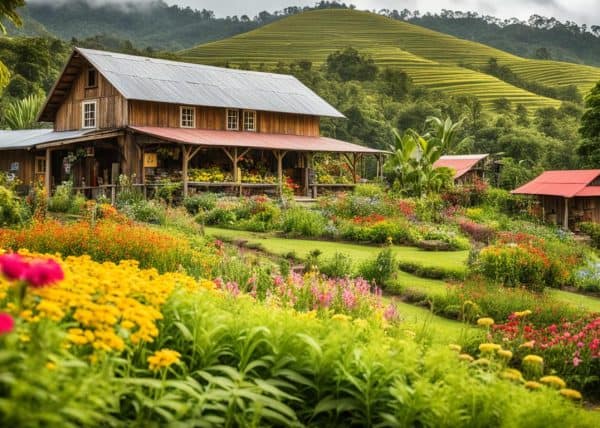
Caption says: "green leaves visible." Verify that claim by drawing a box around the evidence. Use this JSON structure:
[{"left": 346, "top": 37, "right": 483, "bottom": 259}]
[{"left": 3, "top": 93, "right": 45, "bottom": 130}]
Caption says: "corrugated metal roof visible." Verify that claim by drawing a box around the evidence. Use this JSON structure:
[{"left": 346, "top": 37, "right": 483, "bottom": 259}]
[
  {"left": 77, "top": 48, "right": 344, "bottom": 118},
  {"left": 130, "top": 126, "right": 382, "bottom": 153},
  {"left": 0, "top": 129, "right": 94, "bottom": 150},
  {"left": 433, "top": 154, "right": 488, "bottom": 179},
  {"left": 512, "top": 170, "right": 600, "bottom": 198}
]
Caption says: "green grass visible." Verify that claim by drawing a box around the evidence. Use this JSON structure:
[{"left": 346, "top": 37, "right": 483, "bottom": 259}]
[
  {"left": 181, "top": 9, "right": 600, "bottom": 110},
  {"left": 549, "top": 289, "right": 600, "bottom": 313},
  {"left": 205, "top": 226, "right": 469, "bottom": 271}
]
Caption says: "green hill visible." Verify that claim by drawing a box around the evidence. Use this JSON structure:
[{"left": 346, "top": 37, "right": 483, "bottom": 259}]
[{"left": 181, "top": 9, "right": 600, "bottom": 110}]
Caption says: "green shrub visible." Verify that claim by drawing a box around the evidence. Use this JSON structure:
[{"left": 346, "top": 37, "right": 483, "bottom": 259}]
[
  {"left": 47, "top": 181, "right": 73, "bottom": 213},
  {"left": 0, "top": 185, "right": 25, "bottom": 226},
  {"left": 68, "top": 194, "right": 87, "bottom": 215},
  {"left": 319, "top": 252, "right": 353, "bottom": 278},
  {"left": 358, "top": 247, "right": 396, "bottom": 286},
  {"left": 281, "top": 206, "right": 327, "bottom": 237},
  {"left": 183, "top": 193, "right": 218, "bottom": 214},
  {"left": 353, "top": 183, "right": 387, "bottom": 198},
  {"left": 339, "top": 218, "right": 418, "bottom": 244},
  {"left": 398, "top": 260, "right": 466, "bottom": 280},
  {"left": 121, "top": 199, "right": 167, "bottom": 224},
  {"left": 579, "top": 222, "right": 600, "bottom": 248}
]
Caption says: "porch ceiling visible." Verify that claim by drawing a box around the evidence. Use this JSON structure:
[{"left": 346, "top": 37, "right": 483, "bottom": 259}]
[{"left": 129, "top": 126, "right": 383, "bottom": 154}]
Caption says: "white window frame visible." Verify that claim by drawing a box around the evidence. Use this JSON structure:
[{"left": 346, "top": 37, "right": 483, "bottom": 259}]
[
  {"left": 226, "top": 108, "right": 239, "bottom": 131},
  {"left": 242, "top": 110, "right": 257, "bottom": 132},
  {"left": 35, "top": 156, "right": 46, "bottom": 174},
  {"left": 180, "top": 106, "right": 196, "bottom": 128},
  {"left": 82, "top": 100, "right": 97, "bottom": 129}
]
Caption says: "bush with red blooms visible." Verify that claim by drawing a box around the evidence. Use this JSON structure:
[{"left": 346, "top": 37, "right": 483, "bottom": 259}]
[
  {"left": 351, "top": 214, "right": 386, "bottom": 225},
  {"left": 492, "top": 313, "right": 600, "bottom": 394},
  {"left": 458, "top": 218, "right": 496, "bottom": 243}
]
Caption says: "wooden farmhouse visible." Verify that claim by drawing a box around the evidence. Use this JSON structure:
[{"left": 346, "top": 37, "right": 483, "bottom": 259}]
[
  {"left": 512, "top": 170, "right": 600, "bottom": 229},
  {"left": 433, "top": 154, "right": 489, "bottom": 184},
  {"left": 0, "top": 48, "right": 383, "bottom": 199}
]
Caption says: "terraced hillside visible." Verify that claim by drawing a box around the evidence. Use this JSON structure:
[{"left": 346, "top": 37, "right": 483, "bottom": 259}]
[{"left": 181, "top": 9, "right": 600, "bottom": 110}]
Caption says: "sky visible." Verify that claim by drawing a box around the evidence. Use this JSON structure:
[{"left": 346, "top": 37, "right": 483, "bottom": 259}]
[{"left": 27, "top": 0, "right": 600, "bottom": 25}]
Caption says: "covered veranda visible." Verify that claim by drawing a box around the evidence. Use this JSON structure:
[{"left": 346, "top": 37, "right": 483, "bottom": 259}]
[{"left": 129, "top": 126, "right": 386, "bottom": 199}]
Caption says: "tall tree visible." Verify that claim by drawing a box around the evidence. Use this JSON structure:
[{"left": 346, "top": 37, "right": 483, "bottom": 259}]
[
  {"left": 0, "top": 0, "right": 24, "bottom": 93},
  {"left": 578, "top": 82, "right": 600, "bottom": 167}
]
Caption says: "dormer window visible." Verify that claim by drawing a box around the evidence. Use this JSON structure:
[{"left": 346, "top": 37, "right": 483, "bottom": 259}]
[
  {"left": 86, "top": 68, "right": 97, "bottom": 88},
  {"left": 82, "top": 100, "right": 97, "bottom": 129},
  {"left": 226, "top": 109, "right": 239, "bottom": 130},
  {"left": 243, "top": 110, "right": 256, "bottom": 132},
  {"left": 180, "top": 106, "right": 195, "bottom": 128}
]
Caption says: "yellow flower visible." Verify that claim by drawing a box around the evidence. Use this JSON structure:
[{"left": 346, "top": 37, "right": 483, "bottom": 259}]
[
  {"left": 500, "top": 368, "right": 523, "bottom": 382},
  {"left": 458, "top": 353, "right": 474, "bottom": 362},
  {"left": 331, "top": 314, "right": 351, "bottom": 323},
  {"left": 45, "top": 362, "right": 57, "bottom": 370},
  {"left": 353, "top": 318, "right": 369, "bottom": 329},
  {"left": 525, "top": 381, "right": 543, "bottom": 390},
  {"left": 540, "top": 375, "right": 567, "bottom": 389},
  {"left": 559, "top": 388, "right": 582, "bottom": 400},
  {"left": 448, "top": 344, "right": 462, "bottom": 352},
  {"left": 479, "top": 343, "right": 501, "bottom": 353},
  {"left": 477, "top": 317, "right": 494, "bottom": 327},
  {"left": 472, "top": 358, "right": 491, "bottom": 366},
  {"left": 523, "top": 355, "right": 544, "bottom": 366},
  {"left": 147, "top": 349, "right": 181, "bottom": 372},
  {"left": 497, "top": 349, "right": 513, "bottom": 359},
  {"left": 515, "top": 310, "right": 532, "bottom": 318}
]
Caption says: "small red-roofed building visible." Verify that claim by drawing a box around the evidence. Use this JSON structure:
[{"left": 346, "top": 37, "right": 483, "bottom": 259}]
[
  {"left": 433, "top": 154, "right": 489, "bottom": 184},
  {"left": 512, "top": 170, "right": 600, "bottom": 229}
]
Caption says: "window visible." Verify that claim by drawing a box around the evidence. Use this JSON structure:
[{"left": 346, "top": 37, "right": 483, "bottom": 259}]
[
  {"left": 86, "top": 68, "right": 97, "bottom": 88},
  {"left": 35, "top": 157, "right": 46, "bottom": 174},
  {"left": 226, "top": 109, "right": 239, "bottom": 130},
  {"left": 82, "top": 101, "right": 97, "bottom": 129},
  {"left": 243, "top": 110, "right": 257, "bottom": 131},
  {"left": 180, "top": 106, "right": 196, "bottom": 128}
]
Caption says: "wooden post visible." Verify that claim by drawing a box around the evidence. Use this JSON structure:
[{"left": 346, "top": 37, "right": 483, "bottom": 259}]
[
  {"left": 110, "top": 185, "right": 116, "bottom": 206},
  {"left": 273, "top": 150, "right": 287, "bottom": 197},
  {"left": 352, "top": 153, "right": 358, "bottom": 184},
  {"left": 182, "top": 145, "right": 190, "bottom": 198},
  {"left": 564, "top": 197, "right": 570, "bottom": 230},
  {"left": 304, "top": 152, "right": 313, "bottom": 197},
  {"left": 44, "top": 148, "right": 51, "bottom": 197}
]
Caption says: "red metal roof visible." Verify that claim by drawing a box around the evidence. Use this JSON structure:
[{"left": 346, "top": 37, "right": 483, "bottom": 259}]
[
  {"left": 433, "top": 154, "right": 488, "bottom": 179},
  {"left": 129, "top": 126, "right": 382, "bottom": 154},
  {"left": 512, "top": 170, "right": 600, "bottom": 198}
]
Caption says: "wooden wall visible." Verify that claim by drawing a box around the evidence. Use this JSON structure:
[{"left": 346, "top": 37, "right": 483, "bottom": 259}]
[
  {"left": 128, "top": 101, "right": 320, "bottom": 136},
  {"left": 54, "top": 67, "right": 127, "bottom": 131},
  {"left": 0, "top": 150, "right": 38, "bottom": 187},
  {"left": 541, "top": 195, "right": 600, "bottom": 227}
]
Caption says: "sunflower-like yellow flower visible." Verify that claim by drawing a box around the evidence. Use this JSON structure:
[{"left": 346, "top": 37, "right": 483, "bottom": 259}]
[
  {"left": 472, "top": 358, "right": 491, "bottom": 366},
  {"left": 147, "top": 349, "right": 181, "bottom": 372},
  {"left": 540, "top": 375, "right": 567, "bottom": 389},
  {"left": 559, "top": 388, "right": 582, "bottom": 400},
  {"left": 497, "top": 349, "right": 513, "bottom": 359},
  {"left": 523, "top": 354, "right": 544, "bottom": 366},
  {"left": 514, "top": 310, "right": 532, "bottom": 318},
  {"left": 524, "top": 381, "right": 543, "bottom": 390},
  {"left": 477, "top": 317, "right": 494, "bottom": 327},
  {"left": 479, "top": 343, "right": 501, "bottom": 353},
  {"left": 331, "top": 314, "right": 351, "bottom": 322},
  {"left": 500, "top": 368, "right": 523, "bottom": 382}
]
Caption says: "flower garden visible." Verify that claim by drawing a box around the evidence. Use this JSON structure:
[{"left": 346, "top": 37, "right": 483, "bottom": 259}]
[{"left": 1, "top": 174, "right": 600, "bottom": 425}]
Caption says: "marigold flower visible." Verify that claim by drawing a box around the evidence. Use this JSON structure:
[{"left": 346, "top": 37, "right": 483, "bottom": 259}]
[
  {"left": 0, "top": 312, "right": 14, "bottom": 334},
  {"left": 45, "top": 362, "right": 57, "bottom": 370},
  {"left": 525, "top": 381, "right": 543, "bottom": 390},
  {"left": 523, "top": 354, "right": 544, "bottom": 366},
  {"left": 540, "top": 375, "right": 567, "bottom": 389},
  {"left": 559, "top": 388, "right": 582, "bottom": 400},
  {"left": 515, "top": 310, "right": 532, "bottom": 318},
  {"left": 472, "top": 358, "right": 491, "bottom": 366},
  {"left": 477, "top": 317, "right": 494, "bottom": 327},
  {"left": 497, "top": 349, "right": 513, "bottom": 359},
  {"left": 479, "top": 343, "right": 501, "bottom": 353},
  {"left": 147, "top": 349, "right": 181, "bottom": 371},
  {"left": 500, "top": 368, "right": 523, "bottom": 381},
  {"left": 458, "top": 353, "right": 474, "bottom": 362}
]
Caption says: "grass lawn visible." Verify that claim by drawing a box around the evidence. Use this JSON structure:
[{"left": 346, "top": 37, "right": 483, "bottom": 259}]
[
  {"left": 549, "top": 289, "right": 600, "bottom": 313},
  {"left": 205, "top": 227, "right": 469, "bottom": 271}
]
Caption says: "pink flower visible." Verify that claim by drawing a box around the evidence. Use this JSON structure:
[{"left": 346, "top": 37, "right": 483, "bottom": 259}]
[
  {"left": 22, "top": 259, "right": 64, "bottom": 288},
  {"left": 0, "top": 313, "right": 14, "bottom": 334},
  {"left": 0, "top": 253, "right": 29, "bottom": 281},
  {"left": 573, "top": 356, "right": 582, "bottom": 367},
  {"left": 384, "top": 303, "right": 399, "bottom": 322}
]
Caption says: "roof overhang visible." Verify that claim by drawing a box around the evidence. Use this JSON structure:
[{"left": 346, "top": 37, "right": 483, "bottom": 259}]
[
  {"left": 129, "top": 126, "right": 383, "bottom": 154},
  {"left": 0, "top": 128, "right": 123, "bottom": 151},
  {"left": 512, "top": 169, "right": 600, "bottom": 198},
  {"left": 433, "top": 154, "right": 489, "bottom": 179}
]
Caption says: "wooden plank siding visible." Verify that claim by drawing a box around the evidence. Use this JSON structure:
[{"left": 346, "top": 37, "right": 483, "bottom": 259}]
[
  {"left": 128, "top": 101, "right": 320, "bottom": 136},
  {"left": 54, "top": 69, "right": 127, "bottom": 131},
  {"left": 541, "top": 195, "right": 600, "bottom": 227},
  {"left": 0, "top": 150, "right": 38, "bottom": 187}
]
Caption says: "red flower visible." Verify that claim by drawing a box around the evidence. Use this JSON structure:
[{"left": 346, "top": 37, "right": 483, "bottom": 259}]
[
  {"left": 0, "top": 253, "right": 29, "bottom": 281},
  {"left": 0, "top": 313, "right": 14, "bottom": 334},
  {"left": 22, "top": 259, "right": 64, "bottom": 288}
]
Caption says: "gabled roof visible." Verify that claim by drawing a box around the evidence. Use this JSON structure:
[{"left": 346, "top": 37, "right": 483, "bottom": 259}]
[
  {"left": 512, "top": 170, "right": 600, "bottom": 198},
  {"left": 433, "top": 154, "right": 488, "bottom": 179},
  {"left": 39, "top": 48, "right": 344, "bottom": 122},
  {"left": 0, "top": 129, "right": 96, "bottom": 150},
  {"left": 129, "top": 126, "right": 382, "bottom": 154}
]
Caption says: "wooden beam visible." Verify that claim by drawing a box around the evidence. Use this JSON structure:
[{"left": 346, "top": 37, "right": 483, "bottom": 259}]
[
  {"left": 564, "top": 197, "right": 570, "bottom": 230},
  {"left": 182, "top": 145, "right": 191, "bottom": 198},
  {"left": 273, "top": 150, "right": 288, "bottom": 197},
  {"left": 44, "top": 148, "right": 52, "bottom": 198}
]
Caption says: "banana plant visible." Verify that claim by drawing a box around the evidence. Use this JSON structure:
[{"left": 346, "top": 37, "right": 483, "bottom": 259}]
[
  {"left": 425, "top": 116, "right": 468, "bottom": 154},
  {"left": 3, "top": 93, "right": 45, "bottom": 130}
]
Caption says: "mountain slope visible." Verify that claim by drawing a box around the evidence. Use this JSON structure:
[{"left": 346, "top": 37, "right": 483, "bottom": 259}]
[{"left": 181, "top": 9, "right": 600, "bottom": 110}]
